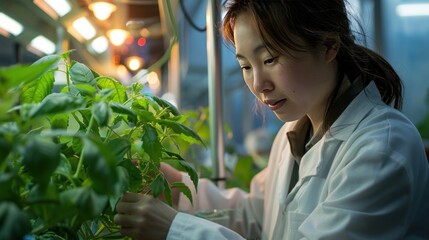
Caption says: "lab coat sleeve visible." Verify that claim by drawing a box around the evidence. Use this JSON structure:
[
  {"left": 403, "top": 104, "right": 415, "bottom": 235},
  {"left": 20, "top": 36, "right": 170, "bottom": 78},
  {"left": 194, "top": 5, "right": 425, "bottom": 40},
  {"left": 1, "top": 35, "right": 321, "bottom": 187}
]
[
  {"left": 169, "top": 168, "right": 267, "bottom": 239},
  {"left": 299, "top": 148, "right": 417, "bottom": 239},
  {"left": 167, "top": 212, "right": 246, "bottom": 240}
]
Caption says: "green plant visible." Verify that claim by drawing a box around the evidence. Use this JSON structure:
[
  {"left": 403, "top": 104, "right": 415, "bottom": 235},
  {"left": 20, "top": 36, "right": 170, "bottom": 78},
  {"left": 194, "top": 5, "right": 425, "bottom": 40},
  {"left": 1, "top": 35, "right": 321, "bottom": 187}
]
[
  {"left": 417, "top": 90, "right": 429, "bottom": 140},
  {"left": 0, "top": 51, "right": 202, "bottom": 239},
  {"left": 178, "top": 107, "right": 259, "bottom": 192}
]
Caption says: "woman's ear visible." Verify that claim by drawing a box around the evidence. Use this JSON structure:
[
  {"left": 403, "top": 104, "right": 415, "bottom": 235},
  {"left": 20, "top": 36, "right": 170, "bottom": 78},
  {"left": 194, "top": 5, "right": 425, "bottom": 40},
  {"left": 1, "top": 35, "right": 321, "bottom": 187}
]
[{"left": 323, "top": 34, "right": 340, "bottom": 63}]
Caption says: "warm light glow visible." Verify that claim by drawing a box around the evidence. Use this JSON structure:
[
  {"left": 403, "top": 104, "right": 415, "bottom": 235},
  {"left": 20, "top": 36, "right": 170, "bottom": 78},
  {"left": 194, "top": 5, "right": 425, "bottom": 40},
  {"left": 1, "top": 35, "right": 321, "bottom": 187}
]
[
  {"left": 72, "top": 17, "right": 97, "bottom": 40},
  {"left": 44, "top": 0, "right": 71, "bottom": 17},
  {"left": 107, "top": 29, "right": 128, "bottom": 46},
  {"left": 125, "top": 56, "right": 143, "bottom": 71},
  {"left": 147, "top": 72, "right": 160, "bottom": 89},
  {"left": 30, "top": 35, "right": 56, "bottom": 55},
  {"left": 396, "top": 3, "right": 429, "bottom": 17},
  {"left": 116, "top": 64, "right": 131, "bottom": 83},
  {"left": 90, "top": 36, "right": 109, "bottom": 53},
  {"left": 89, "top": 1, "right": 117, "bottom": 20},
  {"left": 0, "top": 12, "right": 24, "bottom": 36}
]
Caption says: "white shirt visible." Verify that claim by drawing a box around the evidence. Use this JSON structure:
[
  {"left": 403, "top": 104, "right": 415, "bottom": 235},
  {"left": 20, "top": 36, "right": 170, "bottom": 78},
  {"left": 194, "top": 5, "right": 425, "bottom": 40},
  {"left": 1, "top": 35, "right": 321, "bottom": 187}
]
[{"left": 167, "top": 81, "right": 429, "bottom": 240}]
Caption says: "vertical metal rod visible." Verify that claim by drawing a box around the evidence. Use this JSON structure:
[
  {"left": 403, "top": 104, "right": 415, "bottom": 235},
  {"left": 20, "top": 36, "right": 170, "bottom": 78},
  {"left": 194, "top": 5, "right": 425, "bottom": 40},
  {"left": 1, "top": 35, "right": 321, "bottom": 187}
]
[{"left": 206, "top": 0, "right": 225, "bottom": 189}]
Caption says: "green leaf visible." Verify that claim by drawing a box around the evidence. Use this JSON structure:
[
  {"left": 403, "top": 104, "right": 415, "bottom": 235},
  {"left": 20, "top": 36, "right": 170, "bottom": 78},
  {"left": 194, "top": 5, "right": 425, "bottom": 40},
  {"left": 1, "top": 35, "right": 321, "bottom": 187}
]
[
  {"left": 109, "top": 166, "right": 130, "bottom": 211},
  {"left": 164, "top": 152, "right": 199, "bottom": 191},
  {"left": 0, "top": 172, "right": 17, "bottom": 201},
  {"left": 144, "top": 96, "right": 160, "bottom": 112},
  {"left": 82, "top": 138, "right": 118, "bottom": 194},
  {"left": 60, "top": 187, "right": 108, "bottom": 219},
  {"left": 92, "top": 101, "right": 111, "bottom": 127},
  {"left": 74, "top": 84, "right": 97, "bottom": 97},
  {"left": 234, "top": 155, "right": 256, "bottom": 188},
  {"left": 26, "top": 183, "right": 60, "bottom": 222},
  {"left": 54, "top": 154, "right": 73, "bottom": 175},
  {"left": 110, "top": 102, "right": 137, "bottom": 119},
  {"left": 150, "top": 174, "right": 166, "bottom": 198},
  {"left": 176, "top": 160, "right": 199, "bottom": 190},
  {"left": 171, "top": 182, "right": 193, "bottom": 205},
  {"left": 0, "top": 54, "right": 60, "bottom": 89},
  {"left": 132, "top": 97, "right": 149, "bottom": 111},
  {"left": 135, "top": 109, "right": 157, "bottom": 122},
  {"left": 106, "top": 138, "right": 131, "bottom": 160},
  {"left": 0, "top": 133, "right": 11, "bottom": 164},
  {"left": 22, "top": 137, "right": 61, "bottom": 187},
  {"left": 142, "top": 125, "right": 162, "bottom": 162},
  {"left": 21, "top": 70, "right": 55, "bottom": 104},
  {"left": 0, "top": 202, "right": 32, "bottom": 240},
  {"left": 70, "top": 62, "right": 96, "bottom": 86},
  {"left": 163, "top": 178, "right": 172, "bottom": 206},
  {"left": 96, "top": 77, "right": 127, "bottom": 103},
  {"left": 118, "top": 159, "right": 142, "bottom": 193},
  {"left": 159, "top": 119, "right": 205, "bottom": 146},
  {"left": 49, "top": 113, "right": 69, "bottom": 129},
  {"left": 151, "top": 95, "right": 180, "bottom": 116},
  {"left": 28, "top": 93, "right": 86, "bottom": 119}
]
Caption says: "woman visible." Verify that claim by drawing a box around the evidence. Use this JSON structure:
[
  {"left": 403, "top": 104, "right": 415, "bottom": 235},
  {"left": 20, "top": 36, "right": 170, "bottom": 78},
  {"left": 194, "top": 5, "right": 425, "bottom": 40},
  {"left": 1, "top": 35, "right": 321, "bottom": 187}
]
[{"left": 114, "top": 0, "right": 429, "bottom": 239}]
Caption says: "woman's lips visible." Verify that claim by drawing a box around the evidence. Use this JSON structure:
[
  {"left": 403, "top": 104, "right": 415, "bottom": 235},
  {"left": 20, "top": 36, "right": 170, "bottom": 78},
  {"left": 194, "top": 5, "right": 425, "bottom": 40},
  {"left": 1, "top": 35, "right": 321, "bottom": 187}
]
[{"left": 264, "top": 99, "right": 286, "bottom": 111}]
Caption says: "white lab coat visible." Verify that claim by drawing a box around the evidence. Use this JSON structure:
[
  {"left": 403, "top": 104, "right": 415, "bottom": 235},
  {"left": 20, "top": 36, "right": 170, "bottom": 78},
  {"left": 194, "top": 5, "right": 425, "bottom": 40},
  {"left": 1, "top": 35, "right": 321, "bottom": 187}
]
[{"left": 166, "top": 82, "right": 429, "bottom": 240}]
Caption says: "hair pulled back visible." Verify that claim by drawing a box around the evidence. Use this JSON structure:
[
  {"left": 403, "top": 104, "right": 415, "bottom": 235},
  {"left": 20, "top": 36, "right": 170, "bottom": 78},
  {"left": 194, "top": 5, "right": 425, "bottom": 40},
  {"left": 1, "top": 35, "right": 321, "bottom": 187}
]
[{"left": 222, "top": 0, "right": 403, "bottom": 128}]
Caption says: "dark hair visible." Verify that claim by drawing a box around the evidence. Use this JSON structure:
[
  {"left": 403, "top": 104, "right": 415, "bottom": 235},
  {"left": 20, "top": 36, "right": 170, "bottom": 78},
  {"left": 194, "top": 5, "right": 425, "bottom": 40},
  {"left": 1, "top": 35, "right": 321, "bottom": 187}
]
[{"left": 222, "top": 0, "right": 403, "bottom": 131}]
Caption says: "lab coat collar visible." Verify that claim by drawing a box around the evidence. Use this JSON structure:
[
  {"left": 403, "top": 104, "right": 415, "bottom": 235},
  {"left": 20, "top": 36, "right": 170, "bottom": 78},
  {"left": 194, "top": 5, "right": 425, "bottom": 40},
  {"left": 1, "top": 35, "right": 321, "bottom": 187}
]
[
  {"left": 288, "top": 80, "right": 383, "bottom": 193},
  {"left": 326, "top": 81, "right": 383, "bottom": 142}
]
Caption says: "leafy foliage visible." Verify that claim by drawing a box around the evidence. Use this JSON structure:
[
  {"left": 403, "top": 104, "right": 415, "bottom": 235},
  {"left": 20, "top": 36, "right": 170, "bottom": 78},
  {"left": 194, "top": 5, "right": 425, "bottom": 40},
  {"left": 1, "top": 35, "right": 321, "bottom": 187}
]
[{"left": 0, "top": 52, "right": 203, "bottom": 239}]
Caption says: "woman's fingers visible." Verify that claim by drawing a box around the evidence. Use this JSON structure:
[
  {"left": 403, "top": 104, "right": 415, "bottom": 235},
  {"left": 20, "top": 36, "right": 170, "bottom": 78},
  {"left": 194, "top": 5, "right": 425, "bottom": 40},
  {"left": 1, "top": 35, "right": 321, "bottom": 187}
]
[
  {"left": 120, "top": 191, "right": 143, "bottom": 202},
  {"left": 114, "top": 213, "right": 143, "bottom": 227},
  {"left": 114, "top": 192, "right": 178, "bottom": 239}
]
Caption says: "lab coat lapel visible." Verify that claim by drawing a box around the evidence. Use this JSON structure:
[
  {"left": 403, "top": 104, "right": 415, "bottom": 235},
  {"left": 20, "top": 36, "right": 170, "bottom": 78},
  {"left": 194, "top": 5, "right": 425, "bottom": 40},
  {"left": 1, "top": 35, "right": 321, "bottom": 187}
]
[{"left": 285, "top": 81, "right": 382, "bottom": 202}]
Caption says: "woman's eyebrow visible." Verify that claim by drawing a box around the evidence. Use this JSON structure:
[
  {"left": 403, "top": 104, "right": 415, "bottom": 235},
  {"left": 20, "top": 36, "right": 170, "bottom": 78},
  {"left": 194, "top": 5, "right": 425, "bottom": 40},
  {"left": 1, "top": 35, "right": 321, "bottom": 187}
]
[{"left": 236, "top": 44, "right": 267, "bottom": 59}]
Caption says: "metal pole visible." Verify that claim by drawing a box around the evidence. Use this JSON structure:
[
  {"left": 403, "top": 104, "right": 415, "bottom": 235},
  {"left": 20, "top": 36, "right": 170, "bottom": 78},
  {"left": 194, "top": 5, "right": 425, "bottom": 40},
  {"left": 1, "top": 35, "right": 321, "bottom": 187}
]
[{"left": 206, "top": 0, "right": 225, "bottom": 189}]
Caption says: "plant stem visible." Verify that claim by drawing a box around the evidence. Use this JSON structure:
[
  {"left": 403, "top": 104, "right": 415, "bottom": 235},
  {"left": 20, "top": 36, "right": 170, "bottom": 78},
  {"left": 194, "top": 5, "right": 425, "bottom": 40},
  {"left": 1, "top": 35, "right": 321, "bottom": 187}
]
[{"left": 73, "top": 115, "right": 95, "bottom": 178}]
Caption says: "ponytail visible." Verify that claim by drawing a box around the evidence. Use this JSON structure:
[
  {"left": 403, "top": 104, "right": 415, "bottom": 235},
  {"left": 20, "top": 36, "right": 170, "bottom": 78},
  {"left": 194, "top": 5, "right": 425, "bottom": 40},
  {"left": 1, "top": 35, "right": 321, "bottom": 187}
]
[{"left": 338, "top": 39, "right": 403, "bottom": 110}]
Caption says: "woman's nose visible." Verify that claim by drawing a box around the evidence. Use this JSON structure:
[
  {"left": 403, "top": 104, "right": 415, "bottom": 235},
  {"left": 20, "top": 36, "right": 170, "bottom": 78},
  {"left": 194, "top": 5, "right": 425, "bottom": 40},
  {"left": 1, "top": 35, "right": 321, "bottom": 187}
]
[{"left": 253, "top": 69, "right": 273, "bottom": 93}]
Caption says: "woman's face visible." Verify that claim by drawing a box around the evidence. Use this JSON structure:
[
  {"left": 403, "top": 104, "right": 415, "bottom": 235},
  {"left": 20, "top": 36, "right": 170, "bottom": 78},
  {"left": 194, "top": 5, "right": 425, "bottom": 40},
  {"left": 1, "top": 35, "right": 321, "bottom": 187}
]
[{"left": 233, "top": 12, "right": 338, "bottom": 128}]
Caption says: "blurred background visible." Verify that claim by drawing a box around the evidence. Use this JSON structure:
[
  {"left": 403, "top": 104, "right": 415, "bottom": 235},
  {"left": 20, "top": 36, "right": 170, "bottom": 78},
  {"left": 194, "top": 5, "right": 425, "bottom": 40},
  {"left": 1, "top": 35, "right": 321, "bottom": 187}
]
[{"left": 1, "top": 0, "right": 429, "bottom": 172}]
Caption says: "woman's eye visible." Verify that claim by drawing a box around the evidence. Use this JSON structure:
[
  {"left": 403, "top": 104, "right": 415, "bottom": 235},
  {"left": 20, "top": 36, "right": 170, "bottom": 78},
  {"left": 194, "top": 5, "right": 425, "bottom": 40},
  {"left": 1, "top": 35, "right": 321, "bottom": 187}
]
[
  {"left": 241, "top": 66, "right": 251, "bottom": 71},
  {"left": 264, "top": 57, "right": 277, "bottom": 65}
]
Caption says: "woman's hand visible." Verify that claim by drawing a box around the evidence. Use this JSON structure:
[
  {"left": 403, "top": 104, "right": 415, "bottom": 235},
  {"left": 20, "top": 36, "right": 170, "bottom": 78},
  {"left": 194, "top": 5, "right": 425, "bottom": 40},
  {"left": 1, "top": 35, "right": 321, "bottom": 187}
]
[{"left": 114, "top": 192, "right": 178, "bottom": 240}]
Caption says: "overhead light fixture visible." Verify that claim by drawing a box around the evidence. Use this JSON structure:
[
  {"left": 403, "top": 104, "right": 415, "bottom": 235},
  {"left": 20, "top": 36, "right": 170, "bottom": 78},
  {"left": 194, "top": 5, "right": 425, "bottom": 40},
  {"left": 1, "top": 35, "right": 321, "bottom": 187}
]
[
  {"left": 30, "top": 35, "right": 56, "bottom": 55},
  {"left": 0, "top": 12, "right": 24, "bottom": 36},
  {"left": 90, "top": 36, "right": 109, "bottom": 54},
  {"left": 33, "top": 0, "right": 71, "bottom": 19},
  {"left": 72, "top": 17, "right": 97, "bottom": 40},
  {"left": 107, "top": 29, "right": 128, "bottom": 46},
  {"left": 44, "top": 0, "right": 71, "bottom": 17},
  {"left": 89, "top": 1, "right": 117, "bottom": 21},
  {"left": 396, "top": 3, "right": 429, "bottom": 17}
]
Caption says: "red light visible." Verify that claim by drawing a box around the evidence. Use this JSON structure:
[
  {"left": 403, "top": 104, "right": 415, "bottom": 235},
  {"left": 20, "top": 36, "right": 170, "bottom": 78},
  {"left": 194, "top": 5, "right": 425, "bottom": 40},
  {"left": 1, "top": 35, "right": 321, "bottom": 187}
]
[
  {"left": 125, "top": 37, "right": 134, "bottom": 45},
  {"left": 137, "top": 37, "right": 146, "bottom": 47},
  {"left": 113, "top": 54, "right": 120, "bottom": 65}
]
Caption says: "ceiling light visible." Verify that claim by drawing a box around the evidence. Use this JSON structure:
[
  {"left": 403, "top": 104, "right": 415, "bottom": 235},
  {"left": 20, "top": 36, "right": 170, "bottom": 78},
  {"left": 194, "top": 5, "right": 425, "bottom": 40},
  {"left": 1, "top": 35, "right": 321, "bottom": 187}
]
[
  {"left": 44, "top": 0, "right": 71, "bottom": 17},
  {"left": 30, "top": 35, "right": 56, "bottom": 55},
  {"left": 89, "top": 1, "right": 117, "bottom": 21},
  {"left": 396, "top": 3, "right": 429, "bottom": 17},
  {"left": 72, "top": 17, "right": 97, "bottom": 40},
  {"left": 125, "top": 56, "right": 144, "bottom": 71},
  {"left": 0, "top": 12, "right": 24, "bottom": 36},
  {"left": 107, "top": 29, "right": 128, "bottom": 46},
  {"left": 90, "top": 36, "right": 109, "bottom": 54}
]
